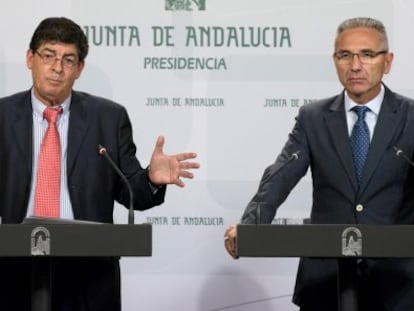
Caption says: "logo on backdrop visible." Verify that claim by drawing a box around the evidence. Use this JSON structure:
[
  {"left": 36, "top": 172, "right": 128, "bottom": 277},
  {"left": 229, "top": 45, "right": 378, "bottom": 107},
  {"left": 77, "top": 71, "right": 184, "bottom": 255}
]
[
  {"left": 341, "top": 227, "right": 362, "bottom": 256},
  {"left": 166, "top": 0, "right": 206, "bottom": 11},
  {"left": 31, "top": 226, "right": 51, "bottom": 256}
]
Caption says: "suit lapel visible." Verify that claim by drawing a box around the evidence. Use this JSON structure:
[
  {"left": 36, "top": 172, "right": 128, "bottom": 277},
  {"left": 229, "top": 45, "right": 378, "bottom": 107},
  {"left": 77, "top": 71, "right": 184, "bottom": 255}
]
[
  {"left": 67, "top": 92, "right": 89, "bottom": 177},
  {"left": 325, "top": 94, "right": 359, "bottom": 190},
  {"left": 359, "top": 89, "right": 402, "bottom": 193},
  {"left": 11, "top": 91, "right": 33, "bottom": 175}
]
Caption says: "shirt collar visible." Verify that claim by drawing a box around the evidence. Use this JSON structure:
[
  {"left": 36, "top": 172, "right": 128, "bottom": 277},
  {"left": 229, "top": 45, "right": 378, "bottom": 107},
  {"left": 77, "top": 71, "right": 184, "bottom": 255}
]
[
  {"left": 31, "top": 88, "right": 71, "bottom": 120},
  {"left": 344, "top": 84, "right": 384, "bottom": 116}
]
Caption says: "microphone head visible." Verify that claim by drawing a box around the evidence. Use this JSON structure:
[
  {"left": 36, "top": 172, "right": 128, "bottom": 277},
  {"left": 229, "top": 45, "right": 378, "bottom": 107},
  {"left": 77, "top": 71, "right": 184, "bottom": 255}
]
[
  {"left": 292, "top": 150, "right": 301, "bottom": 159},
  {"left": 393, "top": 146, "right": 402, "bottom": 157},
  {"left": 98, "top": 145, "right": 107, "bottom": 155}
]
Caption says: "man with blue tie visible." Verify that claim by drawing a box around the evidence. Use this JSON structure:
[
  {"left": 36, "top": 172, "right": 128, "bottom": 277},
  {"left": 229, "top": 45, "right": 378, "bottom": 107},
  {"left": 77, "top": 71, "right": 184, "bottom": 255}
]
[{"left": 225, "top": 17, "right": 414, "bottom": 310}]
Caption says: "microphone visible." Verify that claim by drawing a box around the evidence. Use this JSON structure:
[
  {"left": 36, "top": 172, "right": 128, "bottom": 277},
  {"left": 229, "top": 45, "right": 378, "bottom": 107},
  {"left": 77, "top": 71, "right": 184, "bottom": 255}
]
[
  {"left": 256, "top": 150, "right": 301, "bottom": 224},
  {"left": 393, "top": 146, "right": 414, "bottom": 167},
  {"left": 98, "top": 144, "right": 135, "bottom": 225}
]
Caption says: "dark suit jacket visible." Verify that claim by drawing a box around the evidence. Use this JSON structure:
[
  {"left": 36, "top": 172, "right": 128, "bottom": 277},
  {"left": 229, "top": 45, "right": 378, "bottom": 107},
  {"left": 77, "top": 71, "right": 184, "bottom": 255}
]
[
  {"left": 241, "top": 85, "right": 414, "bottom": 310},
  {"left": 0, "top": 90, "right": 166, "bottom": 310}
]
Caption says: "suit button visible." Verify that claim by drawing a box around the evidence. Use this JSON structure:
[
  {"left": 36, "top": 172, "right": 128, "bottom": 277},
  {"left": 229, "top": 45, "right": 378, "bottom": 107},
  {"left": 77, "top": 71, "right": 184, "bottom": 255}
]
[{"left": 356, "top": 204, "right": 364, "bottom": 212}]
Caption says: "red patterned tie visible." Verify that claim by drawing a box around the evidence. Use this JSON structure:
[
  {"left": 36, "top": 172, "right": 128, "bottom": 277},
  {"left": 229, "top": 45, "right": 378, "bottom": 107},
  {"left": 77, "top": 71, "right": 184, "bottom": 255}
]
[{"left": 34, "top": 107, "right": 63, "bottom": 218}]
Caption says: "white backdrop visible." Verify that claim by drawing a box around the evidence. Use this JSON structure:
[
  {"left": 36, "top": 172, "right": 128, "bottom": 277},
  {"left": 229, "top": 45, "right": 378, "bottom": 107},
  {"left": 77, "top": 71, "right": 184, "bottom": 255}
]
[{"left": 2, "top": 0, "right": 414, "bottom": 310}]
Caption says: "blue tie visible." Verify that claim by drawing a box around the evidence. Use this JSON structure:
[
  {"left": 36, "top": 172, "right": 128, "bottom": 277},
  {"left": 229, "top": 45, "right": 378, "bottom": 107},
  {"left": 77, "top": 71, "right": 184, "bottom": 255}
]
[{"left": 350, "top": 106, "right": 370, "bottom": 183}]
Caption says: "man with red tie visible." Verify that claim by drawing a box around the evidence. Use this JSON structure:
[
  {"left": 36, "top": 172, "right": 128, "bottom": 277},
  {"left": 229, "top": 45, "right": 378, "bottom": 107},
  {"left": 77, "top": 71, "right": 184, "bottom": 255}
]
[{"left": 0, "top": 16, "right": 199, "bottom": 310}]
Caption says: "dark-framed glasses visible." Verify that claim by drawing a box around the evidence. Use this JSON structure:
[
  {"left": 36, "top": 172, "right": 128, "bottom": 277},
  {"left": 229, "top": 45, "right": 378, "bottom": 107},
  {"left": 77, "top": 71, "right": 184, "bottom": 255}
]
[
  {"left": 333, "top": 50, "right": 388, "bottom": 64},
  {"left": 35, "top": 51, "right": 79, "bottom": 68}
]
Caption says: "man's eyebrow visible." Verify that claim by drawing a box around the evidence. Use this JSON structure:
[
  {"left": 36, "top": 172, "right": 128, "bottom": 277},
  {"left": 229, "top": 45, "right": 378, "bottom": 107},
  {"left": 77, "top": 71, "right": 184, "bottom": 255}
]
[{"left": 40, "top": 47, "right": 77, "bottom": 57}]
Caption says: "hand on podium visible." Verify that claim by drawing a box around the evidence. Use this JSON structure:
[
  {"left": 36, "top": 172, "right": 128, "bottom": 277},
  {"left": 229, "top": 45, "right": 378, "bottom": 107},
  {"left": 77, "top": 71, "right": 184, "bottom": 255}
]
[{"left": 224, "top": 225, "right": 239, "bottom": 259}]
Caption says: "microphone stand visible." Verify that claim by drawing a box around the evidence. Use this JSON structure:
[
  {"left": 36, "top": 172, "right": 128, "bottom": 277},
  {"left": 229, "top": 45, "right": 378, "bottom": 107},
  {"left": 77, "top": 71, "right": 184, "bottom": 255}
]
[{"left": 98, "top": 145, "right": 135, "bottom": 225}]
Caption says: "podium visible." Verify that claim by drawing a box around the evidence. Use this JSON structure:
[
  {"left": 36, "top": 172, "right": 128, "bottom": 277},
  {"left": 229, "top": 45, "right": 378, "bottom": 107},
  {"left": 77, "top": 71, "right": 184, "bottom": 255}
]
[
  {"left": 237, "top": 224, "right": 414, "bottom": 311},
  {"left": 0, "top": 222, "right": 152, "bottom": 311}
]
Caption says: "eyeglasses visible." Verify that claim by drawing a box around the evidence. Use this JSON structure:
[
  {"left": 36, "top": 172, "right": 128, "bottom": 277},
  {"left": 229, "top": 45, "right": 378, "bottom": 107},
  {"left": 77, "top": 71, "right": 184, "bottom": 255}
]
[
  {"left": 35, "top": 51, "right": 79, "bottom": 68},
  {"left": 333, "top": 50, "right": 388, "bottom": 64}
]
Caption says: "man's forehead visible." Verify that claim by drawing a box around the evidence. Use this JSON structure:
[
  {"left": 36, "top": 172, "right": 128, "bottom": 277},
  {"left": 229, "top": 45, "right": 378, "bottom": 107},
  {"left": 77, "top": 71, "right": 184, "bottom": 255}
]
[
  {"left": 335, "top": 28, "right": 382, "bottom": 48},
  {"left": 38, "top": 42, "right": 78, "bottom": 54}
]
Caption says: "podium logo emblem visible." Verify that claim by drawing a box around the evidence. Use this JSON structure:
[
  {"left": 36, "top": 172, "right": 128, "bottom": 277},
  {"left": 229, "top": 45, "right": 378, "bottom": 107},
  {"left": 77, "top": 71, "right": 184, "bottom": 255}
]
[
  {"left": 342, "top": 227, "right": 362, "bottom": 256},
  {"left": 31, "top": 226, "right": 51, "bottom": 256}
]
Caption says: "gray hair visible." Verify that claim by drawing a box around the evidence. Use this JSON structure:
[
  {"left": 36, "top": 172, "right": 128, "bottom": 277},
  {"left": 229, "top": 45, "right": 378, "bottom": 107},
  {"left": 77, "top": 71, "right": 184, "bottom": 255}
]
[{"left": 336, "top": 17, "right": 389, "bottom": 50}]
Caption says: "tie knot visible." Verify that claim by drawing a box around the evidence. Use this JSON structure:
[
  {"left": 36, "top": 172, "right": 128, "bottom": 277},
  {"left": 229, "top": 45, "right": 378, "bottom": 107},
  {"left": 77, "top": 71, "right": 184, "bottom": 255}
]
[
  {"left": 44, "top": 107, "right": 62, "bottom": 124},
  {"left": 352, "top": 105, "right": 370, "bottom": 120}
]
